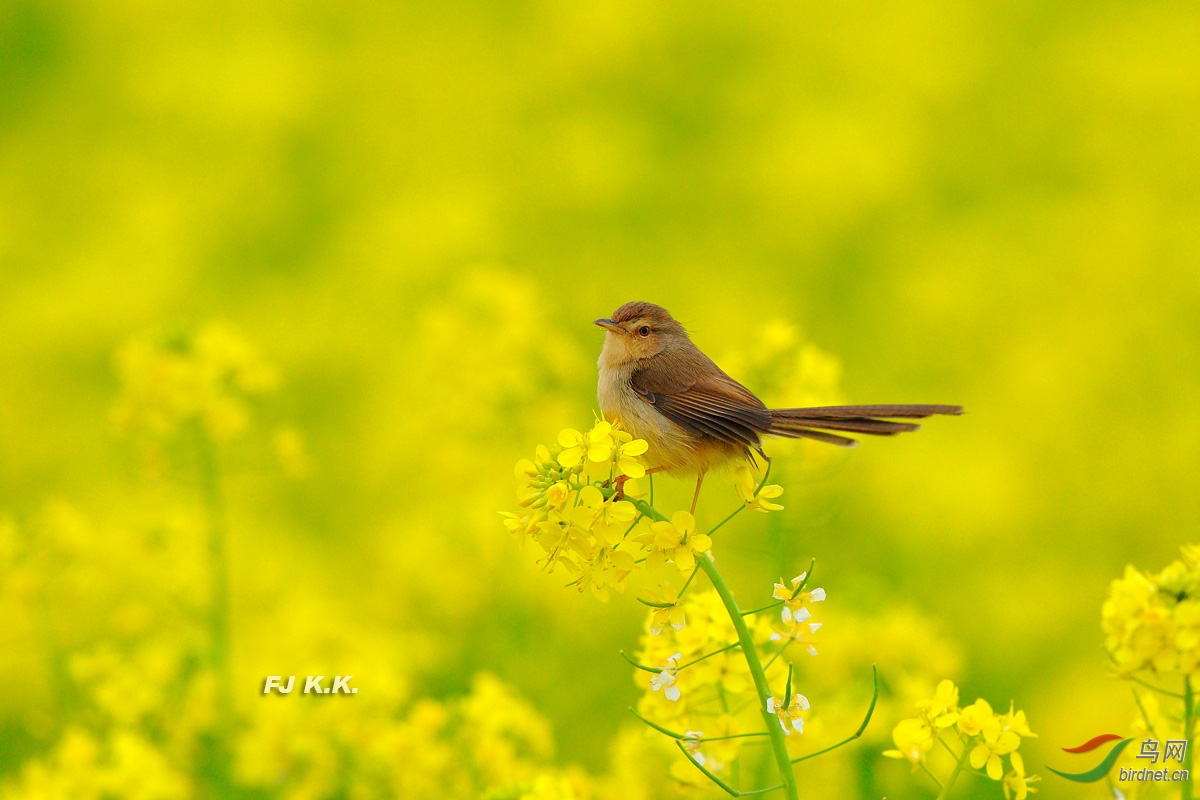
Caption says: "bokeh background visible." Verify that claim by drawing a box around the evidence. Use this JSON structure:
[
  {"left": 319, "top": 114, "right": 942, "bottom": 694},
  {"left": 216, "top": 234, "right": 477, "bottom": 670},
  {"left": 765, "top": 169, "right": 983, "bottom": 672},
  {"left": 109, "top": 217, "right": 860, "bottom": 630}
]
[{"left": 1, "top": 1, "right": 1198, "bottom": 797}]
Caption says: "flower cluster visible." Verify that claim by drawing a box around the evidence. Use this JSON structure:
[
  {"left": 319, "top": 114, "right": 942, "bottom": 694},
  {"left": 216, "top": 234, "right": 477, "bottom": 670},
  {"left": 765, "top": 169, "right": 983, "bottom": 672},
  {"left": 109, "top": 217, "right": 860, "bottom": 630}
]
[
  {"left": 112, "top": 323, "right": 279, "bottom": 442},
  {"left": 884, "top": 680, "right": 1039, "bottom": 799},
  {"left": 503, "top": 419, "right": 704, "bottom": 601},
  {"left": 1103, "top": 543, "right": 1200, "bottom": 676},
  {"left": 632, "top": 573, "right": 828, "bottom": 784}
]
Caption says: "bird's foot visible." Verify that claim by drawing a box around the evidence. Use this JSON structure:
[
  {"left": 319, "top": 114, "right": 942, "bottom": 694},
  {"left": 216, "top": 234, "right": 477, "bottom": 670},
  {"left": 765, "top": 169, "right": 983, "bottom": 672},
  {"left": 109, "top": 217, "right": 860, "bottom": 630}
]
[{"left": 611, "top": 474, "right": 629, "bottom": 501}]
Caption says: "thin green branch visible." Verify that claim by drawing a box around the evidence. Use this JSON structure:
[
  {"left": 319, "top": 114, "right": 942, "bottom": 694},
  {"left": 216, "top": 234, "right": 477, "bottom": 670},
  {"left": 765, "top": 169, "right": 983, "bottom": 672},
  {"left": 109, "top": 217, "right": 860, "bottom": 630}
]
[
  {"left": 636, "top": 597, "right": 677, "bottom": 609},
  {"left": 741, "top": 599, "right": 783, "bottom": 617},
  {"left": 677, "top": 564, "right": 701, "bottom": 598},
  {"left": 701, "top": 731, "right": 771, "bottom": 742},
  {"left": 934, "top": 736, "right": 972, "bottom": 800},
  {"left": 618, "top": 650, "right": 661, "bottom": 674},
  {"left": 763, "top": 639, "right": 792, "bottom": 671},
  {"left": 674, "top": 741, "right": 784, "bottom": 797},
  {"left": 920, "top": 763, "right": 944, "bottom": 790},
  {"left": 1131, "top": 688, "right": 1156, "bottom": 736},
  {"left": 936, "top": 733, "right": 961, "bottom": 762},
  {"left": 706, "top": 462, "right": 770, "bottom": 539},
  {"left": 792, "top": 666, "right": 879, "bottom": 763},
  {"left": 1121, "top": 674, "right": 1186, "bottom": 699},
  {"left": 697, "top": 554, "right": 800, "bottom": 800},
  {"left": 789, "top": 558, "right": 817, "bottom": 598},
  {"left": 742, "top": 557, "right": 816, "bottom": 616},
  {"left": 707, "top": 505, "right": 745, "bottom": 538},
  {"left": 1183, "top": 675, "right": 1194, "bottom": 800},
  {"left": 628, "top": 707, "right": 685, "bottom": 739},
  {"left": 629, "top": 706, "right": 770, "bottom": 743},
  {"left": 618, "top": 513, "right": 643, "bottom": 542},
  {"left": 679, "top": 642, "right": 741, "bottom": 670}
]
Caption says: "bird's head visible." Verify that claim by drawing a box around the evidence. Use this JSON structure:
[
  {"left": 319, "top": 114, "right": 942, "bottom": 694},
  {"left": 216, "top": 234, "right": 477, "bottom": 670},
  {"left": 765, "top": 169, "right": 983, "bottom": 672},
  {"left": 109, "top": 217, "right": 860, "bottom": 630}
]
[{"left": 594, "top": 301, "right": 688, "bottom": 364}]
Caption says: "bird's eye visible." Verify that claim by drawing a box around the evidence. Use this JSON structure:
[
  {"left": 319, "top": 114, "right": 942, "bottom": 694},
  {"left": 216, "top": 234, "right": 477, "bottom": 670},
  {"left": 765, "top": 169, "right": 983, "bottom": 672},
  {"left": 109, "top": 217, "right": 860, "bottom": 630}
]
[{"left": 638, "top": 326, "right": 651, "bottom": 337}]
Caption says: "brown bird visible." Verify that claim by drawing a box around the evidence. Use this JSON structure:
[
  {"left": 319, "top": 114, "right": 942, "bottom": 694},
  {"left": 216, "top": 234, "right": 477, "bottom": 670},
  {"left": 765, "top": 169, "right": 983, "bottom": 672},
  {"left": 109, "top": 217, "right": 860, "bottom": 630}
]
[{"left": 594, "top": 301, "right": 962, "bottom": 513}]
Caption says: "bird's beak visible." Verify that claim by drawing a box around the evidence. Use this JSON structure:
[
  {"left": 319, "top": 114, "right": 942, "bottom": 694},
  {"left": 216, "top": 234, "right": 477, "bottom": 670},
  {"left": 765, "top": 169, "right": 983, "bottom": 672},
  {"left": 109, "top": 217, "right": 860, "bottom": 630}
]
[{"left": 593, "top": 318, "right": 622, "bottom": 333}]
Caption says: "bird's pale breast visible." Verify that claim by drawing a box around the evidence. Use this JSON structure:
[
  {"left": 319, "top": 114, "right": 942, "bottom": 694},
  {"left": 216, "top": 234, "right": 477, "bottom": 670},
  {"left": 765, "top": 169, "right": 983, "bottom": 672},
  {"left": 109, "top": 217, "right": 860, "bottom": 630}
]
[{"left": 597, "top": 357, "right": 744, "bottom": 476}]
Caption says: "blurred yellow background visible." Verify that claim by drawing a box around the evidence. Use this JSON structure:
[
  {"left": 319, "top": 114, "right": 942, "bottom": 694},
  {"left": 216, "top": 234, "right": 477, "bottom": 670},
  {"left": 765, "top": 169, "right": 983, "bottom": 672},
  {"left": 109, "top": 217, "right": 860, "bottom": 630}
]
[{"left": 1, "top": 1, "right": 1198, "bottom": 798}]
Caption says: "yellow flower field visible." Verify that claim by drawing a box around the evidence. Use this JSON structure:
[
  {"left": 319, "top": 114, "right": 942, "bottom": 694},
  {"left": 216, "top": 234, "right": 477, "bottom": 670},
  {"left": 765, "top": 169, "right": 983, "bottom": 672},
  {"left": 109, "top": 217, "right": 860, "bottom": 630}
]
[{"left": 2, "top": 1, "right": 1199, "bottom": 798}]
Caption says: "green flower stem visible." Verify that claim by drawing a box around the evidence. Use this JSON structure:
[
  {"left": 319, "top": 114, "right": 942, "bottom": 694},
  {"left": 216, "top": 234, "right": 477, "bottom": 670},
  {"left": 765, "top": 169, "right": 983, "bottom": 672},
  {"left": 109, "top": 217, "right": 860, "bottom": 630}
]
[
  {"left": 621, "top": 642, "right": 742, "bottom": 673},
  {"left": 1184, "top": 675, "right": 1194, "bottom": 800},
  {"left": 628, "top": 707, "right": 769, "bottom": 742},
  {"left": 679, "top": 641, "right": 742, "bottom": 670},
  {"left": 1125, "top": 674, "right": 1186, "bottom": 699},
  {"left": 618, "top": 650, "right": 661, "bottom": 674},
  {"left": 792, "top": 666, "right": 878, "bottom": 763},
  {"left": 741, "top": 599, "right": 783, "bottom": 617},
  {"left": 675, "top": 740, "right": 784, "bottom": 797},
  {"left": 636, "top": 597, "right": 678, "bottom": 609},
  {"left": 920, "top": 763, "right": 944, "bottom": 790},
  {"left": 193, "top": 423, "right": 232, "bottom": 792},
  {"left": 1130, "top": 688, "right": 1157, "bottom": 735},
  {"left": 934, "top": 737, "right": 972, "bottom": 800},
  {"left": 599, "top": 489, "right": 666, "bottom": 523},
  {"left": 697, "top": 554, "right": 800, "bottom": 800},
  {"left": 708, "top": 505, "right": 745, "bottom": 538},
  {"left": 762, "top": 640, "right": 792, "bottom": 671},
  {"left": 677, "top": 564, "right": 701, "bottom": 598}
]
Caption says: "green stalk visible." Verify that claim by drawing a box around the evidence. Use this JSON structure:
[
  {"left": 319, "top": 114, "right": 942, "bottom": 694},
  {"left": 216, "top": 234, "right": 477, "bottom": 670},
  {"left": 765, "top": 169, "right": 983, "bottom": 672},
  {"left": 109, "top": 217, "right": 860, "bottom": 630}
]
[
  {"left": 697, "top": 555, "right": 800, "bottom": 800},
  {"left": 1184, "top": 675, "right": 1194, "bottom": 800},
  {"left": 934, "top": 739, "right": 971, "bottom": 800},
  {"left": 194, "top": 423, "right": 233, "bottom": 791}
]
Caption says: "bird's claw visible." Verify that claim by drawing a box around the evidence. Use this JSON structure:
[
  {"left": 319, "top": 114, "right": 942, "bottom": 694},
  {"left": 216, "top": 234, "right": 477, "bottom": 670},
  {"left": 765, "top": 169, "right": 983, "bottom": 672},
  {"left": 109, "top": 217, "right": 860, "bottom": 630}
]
[{"left": 611, "top": 474, "right": 629, "bottom": 501}]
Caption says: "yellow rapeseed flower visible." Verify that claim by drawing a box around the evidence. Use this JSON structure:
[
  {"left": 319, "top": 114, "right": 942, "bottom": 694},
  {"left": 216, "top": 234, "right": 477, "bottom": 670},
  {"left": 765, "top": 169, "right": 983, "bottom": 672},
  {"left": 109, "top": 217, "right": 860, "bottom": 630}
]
[
  {"left": 766, "top": 692, "right": 810, "bottom": 735},
  {"left": 883, "top": 717, "right": 935, "bottom": 767},
  {"left": 1003, "top": 751, "right": 1041, "bottom": 800},
  {"left": 970, "top": 716, "right": 1021, "bottom": 780},
  {"left": 644, "top": 511, "right": 712, "bottom": 574},
  {"left": 557, "top": 421, "right": 614, "bottom": 467},
  {"left": 733, "top": 465, "right": 784, "bottom": 512}
]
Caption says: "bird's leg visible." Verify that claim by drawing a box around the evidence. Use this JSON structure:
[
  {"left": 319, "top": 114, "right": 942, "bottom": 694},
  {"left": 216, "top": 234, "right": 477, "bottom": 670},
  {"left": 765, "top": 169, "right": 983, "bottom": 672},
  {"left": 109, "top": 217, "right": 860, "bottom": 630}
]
[
  {"left": 612, "top": 466, "right": 668, "bottom": 500},
  {"left": 689, "top": 470, "right": 707, "bottom": 516}
]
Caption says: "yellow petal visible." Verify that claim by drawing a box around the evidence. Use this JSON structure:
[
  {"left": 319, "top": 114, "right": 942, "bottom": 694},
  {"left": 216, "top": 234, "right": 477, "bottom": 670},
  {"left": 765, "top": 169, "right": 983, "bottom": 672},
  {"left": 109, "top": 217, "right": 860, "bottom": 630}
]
[
  {"left": 558, "top": 446, "right": 583, "bottom": 468},
  {"left": 586, "top": 442, "right": 613, "bottom": 462},
  {"left": 675, "top": 549, "right": 696, "bottom": 572},
  {"left": 970, "top": 744, "right": 989, "bottom": 770},
  {"left": 589, "top": 421, "right": 612, "bottom": 440},
  {"left": 996, "top": 732, "right": 1020, "bottom": 752},
  {"left": 987, "top": 754, "right": 1003, "bottom": 781},
  {"left": 610, "top": 550, "right": 635, "bottom": 570},
  {"left": 609, "top": 501, "right": 637, "bottom": 522},
  {"left": 671, "top": 511, "right": 695, "bottom": 535},
  {"left": 622, "top": 438, "right": 648, "bottom": 456},
  {"left": 617, "top": 457, "right": 646, "bottom": 479},
  {"left": 578, "top": 485, "right": 604, "bottom": 508},
  {"left": 689, "top": 534, "right": 712, "bottom": 553},
  {"left": 558, "top": 429, "right": 582, "bottom": 448}
]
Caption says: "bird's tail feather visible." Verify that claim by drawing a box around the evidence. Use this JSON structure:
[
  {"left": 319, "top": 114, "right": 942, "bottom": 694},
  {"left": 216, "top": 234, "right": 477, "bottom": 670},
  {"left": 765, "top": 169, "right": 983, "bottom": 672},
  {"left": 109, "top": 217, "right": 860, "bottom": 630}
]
[{"left": 767, "top": 405, "right": 963, "bottom": 448}]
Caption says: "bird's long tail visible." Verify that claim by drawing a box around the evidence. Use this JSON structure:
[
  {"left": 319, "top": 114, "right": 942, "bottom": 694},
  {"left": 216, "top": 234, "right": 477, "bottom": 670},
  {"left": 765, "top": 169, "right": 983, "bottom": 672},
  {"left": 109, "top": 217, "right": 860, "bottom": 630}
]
[{"left": 767, "top": 404, "right": 963, "bottom": 447}]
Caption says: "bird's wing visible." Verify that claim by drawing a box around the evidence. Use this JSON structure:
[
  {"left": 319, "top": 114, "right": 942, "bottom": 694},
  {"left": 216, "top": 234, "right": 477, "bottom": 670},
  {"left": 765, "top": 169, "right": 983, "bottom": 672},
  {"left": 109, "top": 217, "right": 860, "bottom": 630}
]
[{"left": 630, "top": 357, "right": 771, "bottom": 449}]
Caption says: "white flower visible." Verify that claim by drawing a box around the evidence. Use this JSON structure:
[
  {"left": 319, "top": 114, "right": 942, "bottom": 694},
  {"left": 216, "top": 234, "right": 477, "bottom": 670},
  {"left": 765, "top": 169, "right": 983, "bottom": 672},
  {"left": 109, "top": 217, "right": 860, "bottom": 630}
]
[
  {"left": 650, "top": 653, "right": 682, "bottom": 701},
  {"left": 767, "top": 693, "right": 811, "bottom": 735},
  {"left": 781, "top": 604, "right": 811, "bottom": 624}
]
